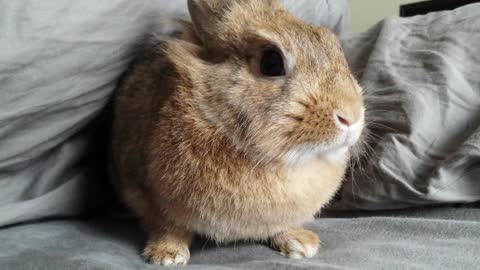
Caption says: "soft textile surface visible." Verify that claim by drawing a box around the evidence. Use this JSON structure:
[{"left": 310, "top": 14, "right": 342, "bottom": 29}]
[
  {"left": 335, "top": 3, "right": 480, "bottom": 210},
  {"left": 0, "top": 0, "right": 348, "bottom": 227},
  {"left": 1, "top": 205, "right": 479, "bottom": 270}
]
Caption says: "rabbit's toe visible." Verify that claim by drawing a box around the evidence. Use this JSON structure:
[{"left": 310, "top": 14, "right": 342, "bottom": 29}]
[
  {"left": 143, "top": 241, "right": 190, "bottom": 266},
  {"left": 272, "top": 228, "right": 320, "bottom": 259}
]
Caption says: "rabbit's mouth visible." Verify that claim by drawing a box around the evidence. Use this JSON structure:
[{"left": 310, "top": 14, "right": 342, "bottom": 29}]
[
  {"left": 283, "top": 116, "right": 364, "bottom": 165},
  {"left": 335, "top": 115, "right": 365, "bottom": 147}
]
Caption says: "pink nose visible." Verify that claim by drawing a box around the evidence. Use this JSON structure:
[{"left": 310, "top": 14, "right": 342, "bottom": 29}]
[{"left": 336, "top": 114, "right": 350, "bottom": 126}]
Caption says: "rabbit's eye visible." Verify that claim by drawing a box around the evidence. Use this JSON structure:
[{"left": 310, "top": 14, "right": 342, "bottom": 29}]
[{"left": 260, "top": 49, "right": 285, "bottom": 77}]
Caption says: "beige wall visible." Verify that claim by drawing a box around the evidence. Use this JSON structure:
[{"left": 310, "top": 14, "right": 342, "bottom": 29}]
[{"left": 348, "top": 0, "right": 419, "bottom": 32}]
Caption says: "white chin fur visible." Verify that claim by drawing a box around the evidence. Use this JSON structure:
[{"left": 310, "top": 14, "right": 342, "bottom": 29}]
[
  {"left": 284, "top": 120, "right": 363, "bottom": 165},
  {"left": 285, "top": 144, "right": 349, "bottom": 165},
  {"left": 323, "top": 147, "right": 349, "bottom": 163}
]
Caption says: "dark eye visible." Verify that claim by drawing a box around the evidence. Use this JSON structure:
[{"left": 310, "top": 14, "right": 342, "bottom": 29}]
[{"left": 260, "top": 48, "right": 286, "bottom": 77}]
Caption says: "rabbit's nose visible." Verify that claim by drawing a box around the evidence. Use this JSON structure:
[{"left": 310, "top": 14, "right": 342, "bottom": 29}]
[
  {"left": 333, "top": 107, "right": 364, "bottom": 129},
  {"left": 335, "top": 114, "right": 350, "bottom": 127}
]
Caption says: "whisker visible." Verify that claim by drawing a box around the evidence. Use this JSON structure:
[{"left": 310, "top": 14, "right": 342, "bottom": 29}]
[{"left": 366, "top": 122, "right": 399, "bottom": 133}]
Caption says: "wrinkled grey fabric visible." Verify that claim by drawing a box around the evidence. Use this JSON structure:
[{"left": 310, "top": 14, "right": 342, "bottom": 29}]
[
  {"left": 1, "top": 2, "right": 480, "bottom": 270},
  {"left": 0, "top": 0, "right": 348, "bottom": 227},
  {"left": 280, "top": 0, "right": 348, "bottom": 34},
  {"left": 1, "top": 205, "right": 479, "bottom": 270},
  {"left": 335, "top": 3, "right": 480, "bottom": 210}
]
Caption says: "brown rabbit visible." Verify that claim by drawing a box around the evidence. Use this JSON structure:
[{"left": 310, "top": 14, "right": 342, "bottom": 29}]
[{"left": 112, "top": 0, "right": 364, "bottom": 266}]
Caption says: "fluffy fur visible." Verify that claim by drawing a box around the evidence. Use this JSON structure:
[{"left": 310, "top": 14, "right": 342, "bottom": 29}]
[{"left": 112, "top": 0, "right": 364, "bottom": 266}]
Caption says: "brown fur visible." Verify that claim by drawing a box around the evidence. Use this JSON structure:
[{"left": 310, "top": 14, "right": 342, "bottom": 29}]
[{"left": 112, "top": 0, "right": 364, "bottom": 266}]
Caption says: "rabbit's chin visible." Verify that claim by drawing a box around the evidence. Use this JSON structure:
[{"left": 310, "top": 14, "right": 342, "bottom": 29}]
[{"left": 284, "top": 144, "right": 350, "bottom": 166}]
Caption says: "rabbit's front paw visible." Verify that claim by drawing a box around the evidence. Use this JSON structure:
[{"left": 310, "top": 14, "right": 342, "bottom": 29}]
[
  {"left": 272, "top": 228, "right": 320, "bottom": 259},
  {"left": 143, "top": 241, "right": 190, "bottom": 266}
]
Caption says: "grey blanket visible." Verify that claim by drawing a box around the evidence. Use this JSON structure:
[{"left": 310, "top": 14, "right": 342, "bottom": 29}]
[
  {"left": 1, "top": 205, "right": 479, "bottom": 270},
  {"left": 1, "top": 3, "right": 480, "bottom": 270},
  {"left": 335, "top": 3, "right": 480, "bottom": 210},
  {"left": 0, "top": 0, "right": 348, "bottom": 228}
]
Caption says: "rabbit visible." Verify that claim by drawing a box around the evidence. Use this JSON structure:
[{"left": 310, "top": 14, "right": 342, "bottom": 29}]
[{"left": 111, "top": 0, "right": 364, "bottom": 266}]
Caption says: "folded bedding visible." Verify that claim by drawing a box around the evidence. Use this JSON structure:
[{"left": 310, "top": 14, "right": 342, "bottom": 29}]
[
  {"left": 335, "top": 3, "right": 480, "bottom": 210},
  {"left": 0, "top": 0, "right": 347, "bottom": 227},
  {"left": 1, "top": 0, "right": 478, "bottom": 228},
  {"left": 0, "top": 1, "right": 479, "bottom": 270}
]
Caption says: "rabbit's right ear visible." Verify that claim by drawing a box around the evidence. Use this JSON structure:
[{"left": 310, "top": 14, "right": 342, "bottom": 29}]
[{"left": 187, "top": 0, "right": 230, "bottom": 47}]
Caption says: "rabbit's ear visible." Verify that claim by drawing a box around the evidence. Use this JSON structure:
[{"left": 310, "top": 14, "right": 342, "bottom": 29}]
[
  {"left": 187, "top": 0, "right": 233, "bottom": 46},
  {"left": 187, "top": 0, "right": 279, "bottom": 48}
]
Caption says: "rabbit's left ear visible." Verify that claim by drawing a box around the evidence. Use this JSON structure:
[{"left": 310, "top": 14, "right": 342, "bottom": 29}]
[
  {"left": 187, "top": 0, "right": 229, "bottom": 46},
  {"left": 187, "top": 0, "right": 280, "bottom": 49}
]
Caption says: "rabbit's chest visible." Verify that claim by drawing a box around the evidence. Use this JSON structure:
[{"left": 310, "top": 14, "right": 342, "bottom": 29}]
[{"left": 189, "top": 159, "right": 346, "bottom": 241}]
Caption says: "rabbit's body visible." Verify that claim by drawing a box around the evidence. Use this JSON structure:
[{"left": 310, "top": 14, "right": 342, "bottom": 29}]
[
  {"left": 114, "top": 46, "right": 346, "bottom": 241},
  {"left": 112, "top": 0, "right": 364, "bottom": 266}
]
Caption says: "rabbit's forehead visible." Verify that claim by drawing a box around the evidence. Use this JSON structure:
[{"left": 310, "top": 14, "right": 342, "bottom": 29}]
[
  {"left": 258, "top": 25, "right": 347, "bottom": 71},
  {"left": 292, "top": 31, "right": 346, "bottom": 70},
  {"left": 223, "top": 4, "right": 346, "bottom": 70}
]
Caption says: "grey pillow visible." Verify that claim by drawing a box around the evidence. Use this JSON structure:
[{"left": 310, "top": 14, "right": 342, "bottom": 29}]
[
  {"left": 332, "top": 4, "right": 480, "bottom": 210},
  {"left": 0, "top": 0, "right": 348, "bottom": 227},
  {"left": 281, "top": 0, "right": 348, "bottom": 34}
]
